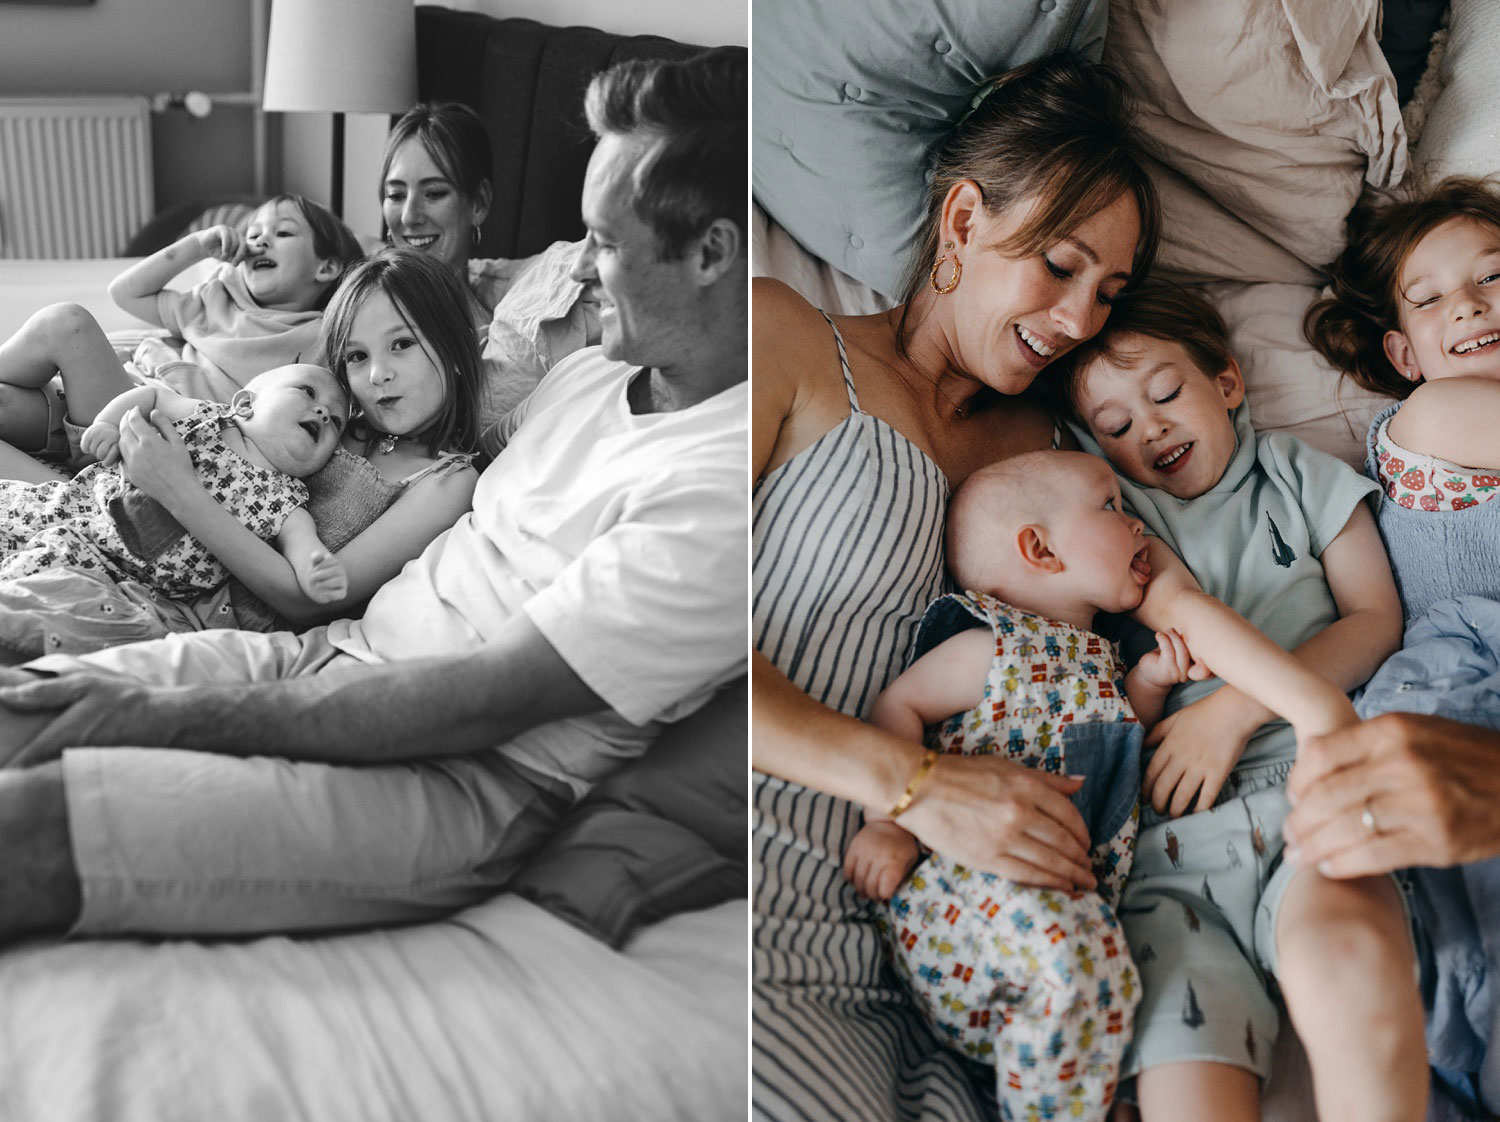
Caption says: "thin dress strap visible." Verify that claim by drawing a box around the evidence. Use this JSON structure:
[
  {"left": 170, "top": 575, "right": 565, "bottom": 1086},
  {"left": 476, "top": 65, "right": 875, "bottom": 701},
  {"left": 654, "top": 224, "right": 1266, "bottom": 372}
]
[{"left": 819, "top": 310, "right": 862, "bottom": 413}]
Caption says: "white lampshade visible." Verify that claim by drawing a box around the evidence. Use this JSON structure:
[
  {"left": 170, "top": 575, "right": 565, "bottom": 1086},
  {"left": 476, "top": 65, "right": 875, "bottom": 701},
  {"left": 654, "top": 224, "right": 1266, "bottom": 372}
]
[{"left": 263, "top": 0, "right": 417, "bottom": 114}]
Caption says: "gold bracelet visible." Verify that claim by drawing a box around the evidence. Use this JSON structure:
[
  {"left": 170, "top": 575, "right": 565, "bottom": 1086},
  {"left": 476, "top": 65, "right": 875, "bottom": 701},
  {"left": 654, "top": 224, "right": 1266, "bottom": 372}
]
[{"left": 887, "top": 748, "right": 940, "bottom": 819}]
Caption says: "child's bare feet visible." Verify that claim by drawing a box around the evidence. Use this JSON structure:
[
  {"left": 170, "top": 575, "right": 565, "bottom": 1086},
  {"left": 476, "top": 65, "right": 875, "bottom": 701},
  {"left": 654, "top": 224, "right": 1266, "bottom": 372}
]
[
  {"left": 296, "top": 548, "right": 348, "bottom": 604},
  {"left": 843, "top": 819, "right": 922, "bottom": 900}
]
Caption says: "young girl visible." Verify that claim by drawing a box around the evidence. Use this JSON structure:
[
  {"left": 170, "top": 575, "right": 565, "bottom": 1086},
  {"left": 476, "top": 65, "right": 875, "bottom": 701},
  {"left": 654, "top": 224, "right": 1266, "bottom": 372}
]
[
  {"left": 0, "top": 194, "right": 361, "bottom": 464},
  {"left": 102, "top": 245, "right": 482, "bottom": 635},
  {"left": 0, "top": 363, "right": 347, "bottom": 605},
  {"left": 1306, "top": 175, "right": 1500, "bottom": 619}
]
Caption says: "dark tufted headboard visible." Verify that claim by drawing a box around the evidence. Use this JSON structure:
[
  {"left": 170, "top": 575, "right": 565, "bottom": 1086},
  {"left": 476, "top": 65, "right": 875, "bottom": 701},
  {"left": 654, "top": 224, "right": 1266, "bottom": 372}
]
[{"left": 414, "top": 5, "right": 706, "bottom": 260}]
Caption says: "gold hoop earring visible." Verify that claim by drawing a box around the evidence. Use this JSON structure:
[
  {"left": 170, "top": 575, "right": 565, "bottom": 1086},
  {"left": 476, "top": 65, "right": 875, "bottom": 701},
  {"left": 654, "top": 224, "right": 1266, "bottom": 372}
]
[
  {"left": 929, "top": 241, "right": 961, "bottom": 295},
  {"left": 472, "top": 224, "right": 482, "bottom": 248}
]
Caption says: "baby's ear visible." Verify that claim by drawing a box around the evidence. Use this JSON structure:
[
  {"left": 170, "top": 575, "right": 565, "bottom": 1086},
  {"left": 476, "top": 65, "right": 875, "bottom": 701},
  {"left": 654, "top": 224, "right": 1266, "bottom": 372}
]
[{"left": 1017, "top": 525, "right": 1063, "bottom": 574}]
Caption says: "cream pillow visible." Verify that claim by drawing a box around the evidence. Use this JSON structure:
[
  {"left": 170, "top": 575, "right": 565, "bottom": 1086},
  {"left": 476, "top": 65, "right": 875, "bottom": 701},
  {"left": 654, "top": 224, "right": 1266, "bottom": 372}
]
[{"left": 1104, "top": 0, "right": 1406, "bottom": 279}]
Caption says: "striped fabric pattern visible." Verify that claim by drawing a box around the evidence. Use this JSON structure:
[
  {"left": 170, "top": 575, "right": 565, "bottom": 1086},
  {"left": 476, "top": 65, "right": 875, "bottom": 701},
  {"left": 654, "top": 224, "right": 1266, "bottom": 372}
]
[{"left": 752, "top": 316, "right": 989, "bottom": 1120}]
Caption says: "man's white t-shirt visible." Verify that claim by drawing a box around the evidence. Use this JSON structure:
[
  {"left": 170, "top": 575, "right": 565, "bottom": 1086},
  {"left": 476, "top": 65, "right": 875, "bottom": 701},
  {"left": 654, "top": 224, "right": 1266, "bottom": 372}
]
[{"left": 325, "top": 347, "right": 748, "bottom": 795}]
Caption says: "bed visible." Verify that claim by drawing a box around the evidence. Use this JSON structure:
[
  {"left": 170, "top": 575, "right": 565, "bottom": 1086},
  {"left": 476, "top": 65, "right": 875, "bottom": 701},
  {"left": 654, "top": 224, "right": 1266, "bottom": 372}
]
[
  {"left": 753, "top": 0, "right": 1491, "bottom": 1118},
  {"left": 0, "top": 9, "right": 746, "bottom": 1122}
]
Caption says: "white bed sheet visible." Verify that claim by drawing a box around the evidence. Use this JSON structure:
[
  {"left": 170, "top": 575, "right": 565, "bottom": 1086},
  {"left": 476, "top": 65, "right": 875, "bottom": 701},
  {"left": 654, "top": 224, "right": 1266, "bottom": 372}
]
[
  {"left": 0, "top": 897, "right": 747, "bottom": 1122},
  {"left": 0, "top": 258, "right": 215, "bottom": 342}
]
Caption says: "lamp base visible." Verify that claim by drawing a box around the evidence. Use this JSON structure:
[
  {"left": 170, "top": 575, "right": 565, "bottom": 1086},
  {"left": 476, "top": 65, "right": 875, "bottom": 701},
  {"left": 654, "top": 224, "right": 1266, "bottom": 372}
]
[{"left": 331, "top": 111, "right": 345, "bottom": 219}]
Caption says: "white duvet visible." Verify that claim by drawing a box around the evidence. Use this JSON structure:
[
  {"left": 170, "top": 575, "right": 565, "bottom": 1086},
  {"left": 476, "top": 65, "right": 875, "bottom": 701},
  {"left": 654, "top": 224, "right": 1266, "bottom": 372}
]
[{"left": 0, "top": 897, "right": 747, "bottom": 1122}]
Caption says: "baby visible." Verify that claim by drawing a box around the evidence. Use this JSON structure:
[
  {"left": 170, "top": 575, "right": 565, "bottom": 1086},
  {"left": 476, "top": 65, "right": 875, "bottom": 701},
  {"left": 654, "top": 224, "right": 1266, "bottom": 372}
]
[
  {"left": 1060, "top": 282, "right": 1422, "bottom": 1122},
  {"left": 0, "top": 363, "right": 349, "bottom": 606},
  {"left": 0, "top": 194, "right": 360, "bottom": 465},
  {"left": 844, "top": 449, "right": 1357, "bottom": 1122}
]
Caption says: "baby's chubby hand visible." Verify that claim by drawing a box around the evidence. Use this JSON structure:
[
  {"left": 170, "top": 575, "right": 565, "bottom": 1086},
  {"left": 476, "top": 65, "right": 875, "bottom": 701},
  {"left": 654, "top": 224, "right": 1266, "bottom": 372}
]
[
  {"left": 296, "top": 548, "right": 348, "bottom": 604},
  {"left": 79, "top": 419, "right": 121, "bottom": 466},
  {"left": 843, "top": 819, "right": 922, "bottom": 901},
  {"left": 1133, "top": 629, "right": 1210, "bottom": 690}
]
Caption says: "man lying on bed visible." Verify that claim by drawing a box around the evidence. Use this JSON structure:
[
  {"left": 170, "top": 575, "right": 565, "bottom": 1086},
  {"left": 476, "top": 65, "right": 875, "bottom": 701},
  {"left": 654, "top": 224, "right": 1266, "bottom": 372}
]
[{"left": 0, "top": 45, "right": 748, "bottom": 944}]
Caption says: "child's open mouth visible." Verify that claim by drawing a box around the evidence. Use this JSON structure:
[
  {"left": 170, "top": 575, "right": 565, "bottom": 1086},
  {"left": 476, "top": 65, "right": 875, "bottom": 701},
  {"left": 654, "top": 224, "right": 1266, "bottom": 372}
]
[
  {"left": 251, "top": 258, "right": 276, "bottom": 271},
  {"left": 1154, "top": 442, "right": 1193, "bottom": 474},
  {"left": 1451, "top": 331, "right": 1500, "bottom": 356},
  {"left": 299, "top": 420, "right": 322, "bottom": 441}
]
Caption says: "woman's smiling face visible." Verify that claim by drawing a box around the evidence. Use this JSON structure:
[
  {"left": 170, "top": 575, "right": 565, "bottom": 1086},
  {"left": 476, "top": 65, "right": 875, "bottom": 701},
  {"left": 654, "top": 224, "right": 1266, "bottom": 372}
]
[
  {"left": 382, "top": 137, "right": 488, "bottom": 273},
  {"left": 938, "top": 190, "right": 1141, "bottom": 397}
]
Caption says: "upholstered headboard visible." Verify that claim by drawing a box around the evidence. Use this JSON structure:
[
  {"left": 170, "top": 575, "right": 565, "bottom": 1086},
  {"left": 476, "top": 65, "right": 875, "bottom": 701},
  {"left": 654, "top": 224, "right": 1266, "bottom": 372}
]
[{"left": 414, "top": 5, "right": 706, "bottom": 260}]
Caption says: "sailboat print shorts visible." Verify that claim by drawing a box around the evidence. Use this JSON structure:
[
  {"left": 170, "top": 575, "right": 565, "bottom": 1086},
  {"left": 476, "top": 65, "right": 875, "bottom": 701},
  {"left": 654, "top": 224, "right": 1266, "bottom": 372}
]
[{"left": 1116, "top": 758, "right": 1299, "bottom": 1079}]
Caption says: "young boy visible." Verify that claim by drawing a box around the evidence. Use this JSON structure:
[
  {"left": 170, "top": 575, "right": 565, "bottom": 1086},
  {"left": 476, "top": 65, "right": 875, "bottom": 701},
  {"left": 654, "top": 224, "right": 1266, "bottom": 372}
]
[
  {"left": 843, "top": 449, "right": 1361, "bottom": 1122},
  {"left": 1060, "top": 283, "right": 1422, "bottom": 1122},
  {"left": 0, "top": 194, "right": 360, "bottom": 464}
]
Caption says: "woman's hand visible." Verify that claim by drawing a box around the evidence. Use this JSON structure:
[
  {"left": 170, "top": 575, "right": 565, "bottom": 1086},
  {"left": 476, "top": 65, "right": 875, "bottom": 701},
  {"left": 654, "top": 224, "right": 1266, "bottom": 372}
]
[
  {"left": 117, "top": 406, "right": 199, "bottom": 506},
  {"left": 1286, "top": 712, "right": 1500, "bottom": 876},
  {"left": 1143, "top": 687, "right": 1261, "bottom": 817},
  {"left": 898, "top": 753, "right": 1096, "bottom": 891}
]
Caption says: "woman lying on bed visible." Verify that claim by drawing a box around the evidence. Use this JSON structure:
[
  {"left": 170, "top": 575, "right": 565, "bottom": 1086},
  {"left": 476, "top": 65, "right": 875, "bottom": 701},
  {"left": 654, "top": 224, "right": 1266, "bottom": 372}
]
[
  {"left": 752, "top": 54, "right": 1160, "bottom": 1122},
  {"left": 0, "top": 246, "right": 480, "bottom": 659}
]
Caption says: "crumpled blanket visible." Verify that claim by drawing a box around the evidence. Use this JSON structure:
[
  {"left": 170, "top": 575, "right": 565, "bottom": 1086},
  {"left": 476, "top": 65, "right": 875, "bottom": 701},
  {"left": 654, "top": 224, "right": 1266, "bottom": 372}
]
[{"left": 1356, "top": 595, "right": 1500, "bottom": 1112}]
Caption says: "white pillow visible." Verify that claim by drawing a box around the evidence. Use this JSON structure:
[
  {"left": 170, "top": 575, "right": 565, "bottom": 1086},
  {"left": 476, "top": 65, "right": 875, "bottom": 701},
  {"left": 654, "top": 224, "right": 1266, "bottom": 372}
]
[
  {"left": 1104, "top": 0, "right": 1406, "bottom": 279},
  {"left": 1408, "top": 0, "right": 1500, "bottom": 181}
]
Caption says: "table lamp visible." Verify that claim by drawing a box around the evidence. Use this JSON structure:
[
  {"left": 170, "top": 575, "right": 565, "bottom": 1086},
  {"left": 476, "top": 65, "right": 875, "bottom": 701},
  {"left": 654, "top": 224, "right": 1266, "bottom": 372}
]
[{"left": 262, "top": 0, "right": 417, "bottom": 217}]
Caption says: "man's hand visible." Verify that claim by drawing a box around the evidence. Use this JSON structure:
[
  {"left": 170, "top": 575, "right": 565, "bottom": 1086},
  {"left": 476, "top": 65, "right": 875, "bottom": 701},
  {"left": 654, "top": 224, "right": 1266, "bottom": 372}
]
[
  {"left": 0, "top": 674, "right": 176, "bottom": 768},
  {"left": 843, "top": 819, "right": 921, "bottom": 901},
  {"left": 1286, "top": 712, "right": 1500, "bottom": 876},
  {"left": 1143, "top": 688, "right": 1261, "bottom": 816}
]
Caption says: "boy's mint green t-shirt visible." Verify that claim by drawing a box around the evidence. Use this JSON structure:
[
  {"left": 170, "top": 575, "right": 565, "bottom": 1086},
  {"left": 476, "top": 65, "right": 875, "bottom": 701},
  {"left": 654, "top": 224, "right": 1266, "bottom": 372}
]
[{"left": 1072, "top": 404, "right": 1380, "bottom": 769}]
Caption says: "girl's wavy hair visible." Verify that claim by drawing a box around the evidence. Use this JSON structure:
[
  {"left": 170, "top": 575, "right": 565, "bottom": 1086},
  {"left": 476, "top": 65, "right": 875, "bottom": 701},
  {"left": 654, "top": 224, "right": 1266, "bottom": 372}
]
[
  {"left": 1305, "top": 175, "right": 1500, "bottom": 399},
  {"left": 255, "top": 193, "right": 363, "bottom": 309},
  {"left": 317, "top": 246, "right": 482, "bottom": 458},
  {"left": 897, "top": 54, "right": 1160, "bottom": 341}
]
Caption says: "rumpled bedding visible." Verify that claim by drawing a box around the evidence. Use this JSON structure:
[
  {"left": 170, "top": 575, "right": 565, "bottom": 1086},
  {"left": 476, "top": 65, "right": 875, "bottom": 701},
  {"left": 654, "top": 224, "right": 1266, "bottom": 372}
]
[
  {"left": 1356, "top": 595, "right": 1500, "bottom": 1115},
  {"left": 0, "top": 897, "right": 747, "bottom": 1122}
]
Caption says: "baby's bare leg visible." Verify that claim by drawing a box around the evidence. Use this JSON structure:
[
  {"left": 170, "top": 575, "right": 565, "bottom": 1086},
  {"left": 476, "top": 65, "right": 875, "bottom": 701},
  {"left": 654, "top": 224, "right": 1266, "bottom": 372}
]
[
  {"left": 0, "top": 303, "right": 132, "bottom": 429},
  {"left": 1275, "top": 868, "right": 1427, "bottom": 1122},
  {"left": 1136, "top": 1060, "right": 1259, "bottom": 1122}
]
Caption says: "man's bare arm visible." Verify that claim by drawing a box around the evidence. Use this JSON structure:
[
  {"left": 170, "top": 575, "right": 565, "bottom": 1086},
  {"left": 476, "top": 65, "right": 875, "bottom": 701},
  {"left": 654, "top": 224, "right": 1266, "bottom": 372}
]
[{"left": 0, "top": 615, "right": 606, "bottom": 766}]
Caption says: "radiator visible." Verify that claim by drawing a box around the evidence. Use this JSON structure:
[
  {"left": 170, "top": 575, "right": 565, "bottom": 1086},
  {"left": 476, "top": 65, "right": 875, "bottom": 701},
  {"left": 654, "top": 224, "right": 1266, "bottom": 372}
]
[{"left": 0, "top": 97, "right": 154, "bottom": 259}]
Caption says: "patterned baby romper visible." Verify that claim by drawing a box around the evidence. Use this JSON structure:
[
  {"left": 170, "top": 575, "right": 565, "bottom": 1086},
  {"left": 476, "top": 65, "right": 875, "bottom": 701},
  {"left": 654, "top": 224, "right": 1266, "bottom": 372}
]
[
  {"left": 0, "top": 401, "right": 307, "bottom": 599},
  {"left": 882, "top": 592, "right": 1145, "bottom": 1122}
]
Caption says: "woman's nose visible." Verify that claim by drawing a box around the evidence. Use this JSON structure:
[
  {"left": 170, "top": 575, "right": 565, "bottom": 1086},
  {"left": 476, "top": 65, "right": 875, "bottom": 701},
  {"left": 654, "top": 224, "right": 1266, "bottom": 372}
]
[
  {"left": 1053, "top": 290, "right": 1101, "bottom": 341},
  {"left": 401, "top": 196, "right": 422, "bottom": 227}
]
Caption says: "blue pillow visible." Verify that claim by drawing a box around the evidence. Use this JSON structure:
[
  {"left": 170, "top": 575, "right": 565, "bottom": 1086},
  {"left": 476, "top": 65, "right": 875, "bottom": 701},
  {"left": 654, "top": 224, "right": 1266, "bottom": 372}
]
[{"left": 752, "top": 0, "right": 1107, "bottom": 299}]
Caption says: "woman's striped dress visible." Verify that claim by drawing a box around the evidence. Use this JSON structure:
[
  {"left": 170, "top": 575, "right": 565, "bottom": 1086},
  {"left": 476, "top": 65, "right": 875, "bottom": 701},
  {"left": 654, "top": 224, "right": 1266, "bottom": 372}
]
[{"left": 752, "top": 316, "right": 989, "bottom": 1121}]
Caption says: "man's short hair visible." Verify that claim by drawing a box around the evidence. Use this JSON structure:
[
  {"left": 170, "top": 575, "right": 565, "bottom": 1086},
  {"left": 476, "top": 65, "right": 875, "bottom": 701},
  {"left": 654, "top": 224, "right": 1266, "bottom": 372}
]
[{"left": 584, "top": 46, "right": 747, "bottom": 259}]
